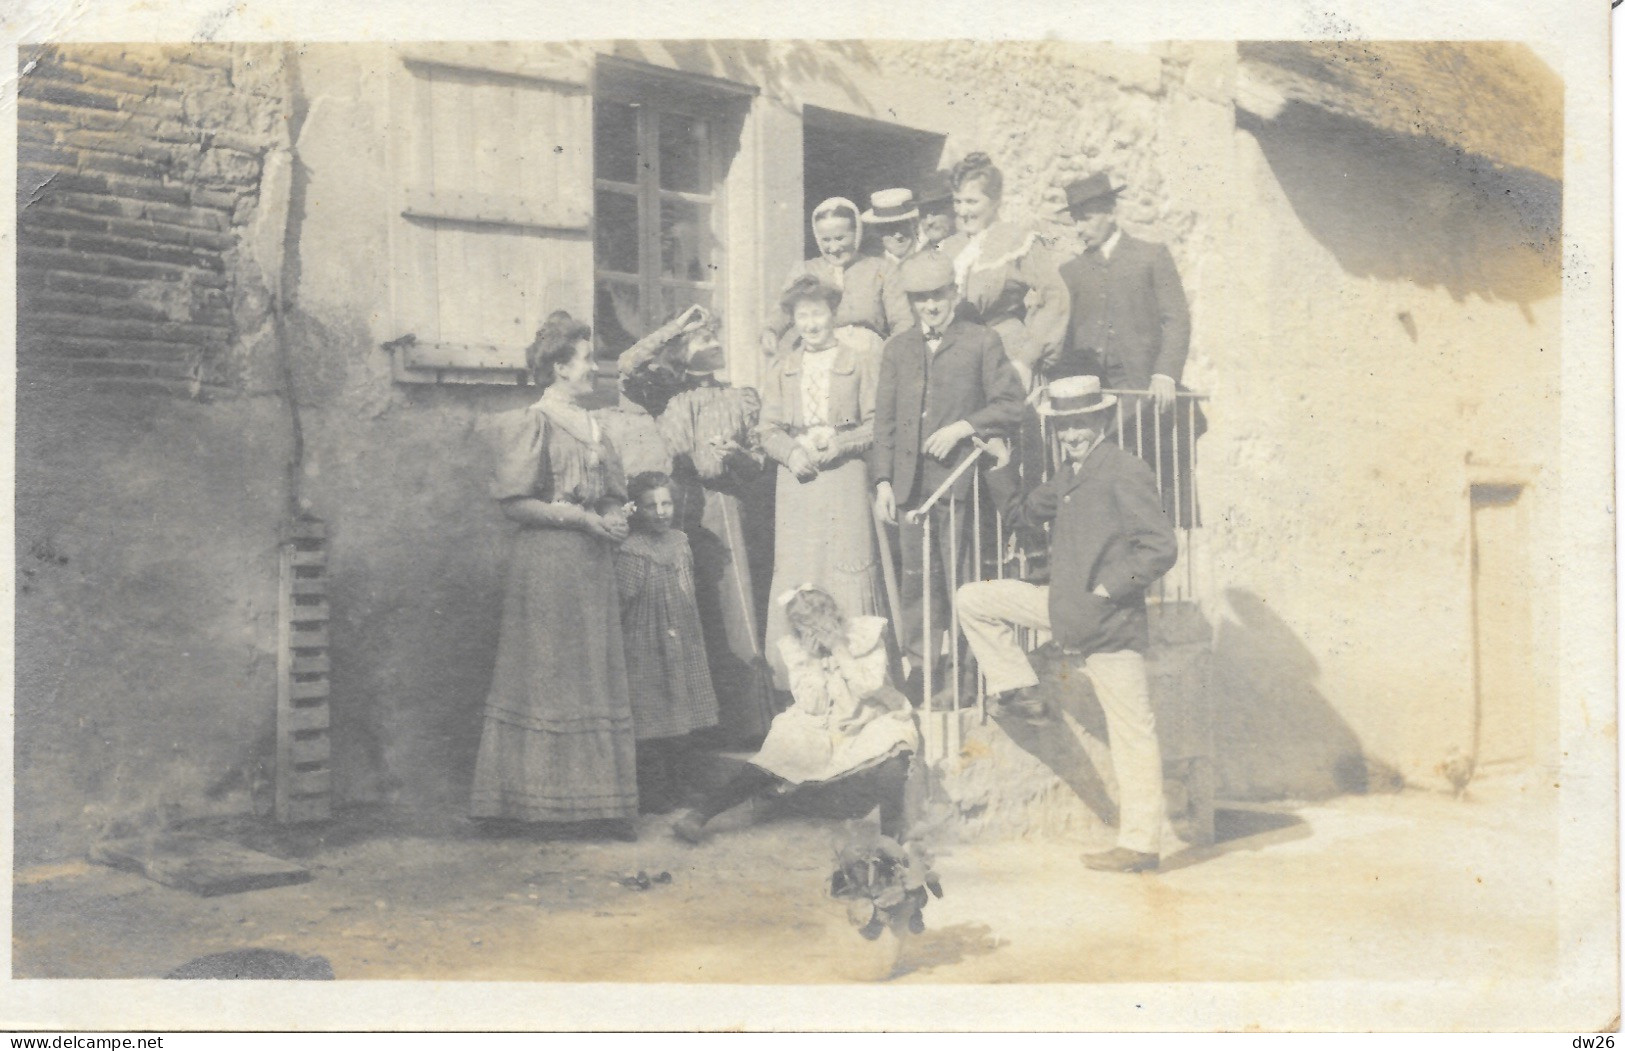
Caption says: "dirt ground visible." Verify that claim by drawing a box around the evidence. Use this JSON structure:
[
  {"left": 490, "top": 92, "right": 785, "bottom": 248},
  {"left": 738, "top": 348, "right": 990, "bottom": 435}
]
[{"left": 13, "top": 772, "right": 1559, "bottom": 984}]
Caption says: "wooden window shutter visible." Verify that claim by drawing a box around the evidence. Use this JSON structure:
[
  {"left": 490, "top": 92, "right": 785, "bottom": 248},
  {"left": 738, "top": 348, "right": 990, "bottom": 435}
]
[{"left": 386, "top": 48, "right": 592, "bottom": 384}]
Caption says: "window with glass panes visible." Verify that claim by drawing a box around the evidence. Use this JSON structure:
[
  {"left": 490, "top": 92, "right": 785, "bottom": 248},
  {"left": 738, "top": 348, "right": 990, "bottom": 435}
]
[{"left": 593, "top": 97, "right": 720, "bottom": 360}]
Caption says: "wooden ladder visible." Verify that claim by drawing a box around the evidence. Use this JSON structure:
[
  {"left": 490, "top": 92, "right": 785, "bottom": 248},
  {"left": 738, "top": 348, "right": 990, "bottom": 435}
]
[{"left": 276, "top": 516, "right": 333, "bottom": 823}]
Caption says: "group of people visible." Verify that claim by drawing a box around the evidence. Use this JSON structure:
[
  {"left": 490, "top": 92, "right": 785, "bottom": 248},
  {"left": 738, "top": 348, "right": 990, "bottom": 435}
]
[{"left": 468, "top": 151, "right": 1193, "bottom": 874}]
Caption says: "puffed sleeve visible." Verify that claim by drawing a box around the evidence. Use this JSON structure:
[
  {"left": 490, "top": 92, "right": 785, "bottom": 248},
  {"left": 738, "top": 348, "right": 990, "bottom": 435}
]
[
  {"left": 1017, "top": 235, "right": 1072, "bottom": 371},
  {"left": 491, "top": 409, "right": 551, "bottom": 502},
  {"left": 834, "top": 616, "right": 891, "bottom": 701}
]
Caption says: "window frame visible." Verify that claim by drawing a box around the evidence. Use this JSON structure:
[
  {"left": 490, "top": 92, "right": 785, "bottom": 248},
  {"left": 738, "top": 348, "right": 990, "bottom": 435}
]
[{"left": 592, "top": 62, "right": 749, "bottom": 362}]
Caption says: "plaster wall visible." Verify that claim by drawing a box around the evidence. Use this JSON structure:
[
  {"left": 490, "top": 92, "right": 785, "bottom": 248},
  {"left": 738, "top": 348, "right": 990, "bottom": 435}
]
[{"left": 1202, "top": 106, "right": 1562, "bottom": 797}]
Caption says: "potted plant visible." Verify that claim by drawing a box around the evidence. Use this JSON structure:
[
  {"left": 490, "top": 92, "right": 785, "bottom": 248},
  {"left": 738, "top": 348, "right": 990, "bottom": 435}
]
[{"left": 828, "top": 825, "right": 944, "bottom": 979}]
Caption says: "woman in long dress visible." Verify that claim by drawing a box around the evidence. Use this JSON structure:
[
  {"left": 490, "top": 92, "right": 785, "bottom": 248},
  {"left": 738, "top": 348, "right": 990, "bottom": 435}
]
[
  {"left": 947, "top": 152, "right": 1071, "bottom": 391},
  {"left": 756, "top": 275, "right": 886, "bottom": 690},
  {"left": 672, "top": 585, "right": 918, "bottom": 844},
  {"left": 657, "top": 314, "right": 779, "bottom": 747},
  {"left": 470, "top": 311, "right": 639, "bottom": 836},
  {"left": 761, "top": 197, "right": 912, "bottom": 359}
]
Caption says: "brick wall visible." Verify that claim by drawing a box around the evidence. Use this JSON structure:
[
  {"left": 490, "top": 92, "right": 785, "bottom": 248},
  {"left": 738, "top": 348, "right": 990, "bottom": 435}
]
[{"left": 17, "top": 44, "right": 287, "bottom": 393}]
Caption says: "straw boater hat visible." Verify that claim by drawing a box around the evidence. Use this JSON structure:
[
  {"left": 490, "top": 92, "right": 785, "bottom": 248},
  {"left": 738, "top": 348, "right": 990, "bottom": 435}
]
[
  {"left": 1035, "top": 374, "right": 1117, "bottom": 417},
  {"left": 1062, "top": 173, "right": 1124, "bottom": 215},
  {"left": 899, "top": 252, "right": 957, "bottom": 295},
  {"left": 862, "top": 188, "right": 919, "bottom": 225}
]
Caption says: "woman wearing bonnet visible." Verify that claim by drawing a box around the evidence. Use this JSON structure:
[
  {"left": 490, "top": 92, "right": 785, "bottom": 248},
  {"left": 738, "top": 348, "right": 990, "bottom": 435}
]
[{"left": 761, "top": 196, "right": 913, "bottom": 359}]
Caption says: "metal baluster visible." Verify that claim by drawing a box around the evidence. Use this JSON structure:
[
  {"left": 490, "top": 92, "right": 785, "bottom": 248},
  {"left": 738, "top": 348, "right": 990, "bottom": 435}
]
[
  {"left": 1172, "top": 394, "right": 1183, "bottom": 532},
  {"left": 973, "top": 472, "right": 986, "bottom": 724},
  {"left": 1188, "top": 395, "right": 1200, "bottom": 600},
  {"left": 1152, "top": 395, "right": 1164, "bottom": 505},
  {"left": 949, "top": 494, "right": 962, "bottom": 757},
  {"left": 1134, "top": 395, "right": 1144, "bottom": 459},
  {"left": 1115, "top": 395, "right": 1126, "bottom": 449},
  {"left": 922, "top": 510, "right": 934, "bottom": 762}
]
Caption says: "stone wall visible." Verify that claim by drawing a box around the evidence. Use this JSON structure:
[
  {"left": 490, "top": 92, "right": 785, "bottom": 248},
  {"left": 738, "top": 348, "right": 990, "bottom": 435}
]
[
  {"left": 17, "top": 44, "right": 288, "bottom": 392},
  {"left": 15, "top": 44, "right": 296, "bottom": 860}
]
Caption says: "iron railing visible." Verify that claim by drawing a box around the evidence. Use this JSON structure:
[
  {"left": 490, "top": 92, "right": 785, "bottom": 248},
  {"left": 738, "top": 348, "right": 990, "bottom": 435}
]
[{"left": 889, "top": 388, "right": 1208, "bottom": 763}]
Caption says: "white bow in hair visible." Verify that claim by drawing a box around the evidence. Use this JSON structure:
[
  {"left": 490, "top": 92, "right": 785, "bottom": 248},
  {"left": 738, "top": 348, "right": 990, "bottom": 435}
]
[{"left": 776, "top": 582, "right": 817, "bottom": 608}]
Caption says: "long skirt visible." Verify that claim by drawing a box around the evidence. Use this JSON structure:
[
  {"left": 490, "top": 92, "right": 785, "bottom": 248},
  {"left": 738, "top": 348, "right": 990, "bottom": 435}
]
[
  {"left": 763, "top": 457, "right": 884, "bottom": 689},
  {"left": 471, "top": 528, "right": 638, "bottom": 822}
]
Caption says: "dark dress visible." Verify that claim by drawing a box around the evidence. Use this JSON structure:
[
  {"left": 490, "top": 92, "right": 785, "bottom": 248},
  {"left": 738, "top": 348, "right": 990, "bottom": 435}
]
[
  {"left": 615, "top": 529, "right": 720, "bottom": 741},
  {"left": 470, "top": 398, "right": 639, "bottom": 822},
  {"left": 660, "top": 383, "right": 777, "bottom": 746}
]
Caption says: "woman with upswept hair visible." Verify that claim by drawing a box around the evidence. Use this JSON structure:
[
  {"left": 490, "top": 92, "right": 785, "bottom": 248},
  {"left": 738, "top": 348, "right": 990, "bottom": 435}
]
[
  {"left": 470, "top": 310, "right": 639, "bottom": 838},
  {"left": 947, "top": 151, "right": 1071, "bottom": 391}
]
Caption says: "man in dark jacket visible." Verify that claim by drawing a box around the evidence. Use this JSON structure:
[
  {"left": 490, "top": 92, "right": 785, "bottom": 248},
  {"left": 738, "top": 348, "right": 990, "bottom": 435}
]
[
  {"left": 1049, "top": 173, "right": 1200, "bottom": 526},
  {"left": 871, "top": 252, "right": 1025, "bottom": 696},
  {"left": 956, "top": 375, "right": 1178, "bottom": 873},
  {"left": 1050, "top": 173, "right": 1190, "bottom": 400}
]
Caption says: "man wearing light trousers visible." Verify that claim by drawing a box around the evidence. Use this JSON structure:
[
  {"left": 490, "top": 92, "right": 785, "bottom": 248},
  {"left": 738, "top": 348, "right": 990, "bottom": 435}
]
[{"left": 956, "top": 374, "right": 1178, "bottom": 873}]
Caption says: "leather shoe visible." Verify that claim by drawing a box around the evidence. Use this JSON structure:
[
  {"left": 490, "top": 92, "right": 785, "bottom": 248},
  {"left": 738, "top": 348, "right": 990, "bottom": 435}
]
[
  {"left": 992, "top": 686, "right": 1050, "bottom": 722},
  {"left": 671, "top": 812, "right": 707, "bottom": 845},
  {"left": 1082, "top": 847, "right": 1159, "bottom": 873}
]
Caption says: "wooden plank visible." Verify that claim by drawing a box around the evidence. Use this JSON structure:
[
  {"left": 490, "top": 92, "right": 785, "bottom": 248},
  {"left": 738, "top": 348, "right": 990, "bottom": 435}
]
[
  {"left": 408, "top": 69, "right": 441, "bottom": 343},
  {"left": 290, "top": 653, "right": 331, "bottom": 676},
  {"left": 288, "top": 601, "right": 330, "bottom": 624},
  {"left": 281, "top": 796, "right": 331, "bottom": 824},
  {"left": 90, "top": 833, "right": 311, "bottom": 897},
  {"left": 400, "top": 48, "right": 589, "bottom": 90},
  {"left": 404, "top": 190, "right": 590, "bottom": 233},
  {"left": 289, "top": 679, "right": 330, "bottom": 701},
  {"left": 289, "top": 626, "right": 329, "bottom": 650},
  {"left": 286, "top": 703, "right": 330, "bottom": 733},
  {"left": 287, "top": 767, "right": 332, "bottom": 797},
  {"left": 401, "top": 340, "right": 529, "bottom": 372},
  {"left": 290, "top": 576, "right": 327, "bottom": 597},
  {"left": 275, "top": 546, "right": 294, "bottom": 823},
  {"left": 289, "top": 734, "right": 331, "bottom": 766}
]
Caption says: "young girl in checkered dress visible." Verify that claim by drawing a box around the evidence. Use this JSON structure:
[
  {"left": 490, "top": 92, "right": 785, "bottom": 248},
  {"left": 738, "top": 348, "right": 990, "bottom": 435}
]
[{"left": 616, "top": 471, "right": 720, "bottom": 812}]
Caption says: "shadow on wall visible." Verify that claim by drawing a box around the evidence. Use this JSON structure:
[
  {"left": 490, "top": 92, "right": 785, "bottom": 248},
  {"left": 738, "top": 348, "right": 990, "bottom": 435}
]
[
  {"left": 1212, "top": 588, "right": 1402, "bottom": 799},
  {"left": 1241, "top": 103, "right": 1561, "bottom": 314}
]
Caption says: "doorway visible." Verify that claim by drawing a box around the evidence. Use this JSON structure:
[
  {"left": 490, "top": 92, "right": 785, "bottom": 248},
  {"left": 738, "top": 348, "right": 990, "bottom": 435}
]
[
  {"left": 1469, "top": 482, "right": 1547, "bottom": 768},
  {"left": 801, "top": 107, "right": 944, "bottom": 258}
]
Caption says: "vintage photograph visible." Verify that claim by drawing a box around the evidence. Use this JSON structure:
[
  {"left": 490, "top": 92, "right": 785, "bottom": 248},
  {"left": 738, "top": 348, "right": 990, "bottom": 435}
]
[{"left": 5, "top": 19, "right": 1615, "bottom": 1030}]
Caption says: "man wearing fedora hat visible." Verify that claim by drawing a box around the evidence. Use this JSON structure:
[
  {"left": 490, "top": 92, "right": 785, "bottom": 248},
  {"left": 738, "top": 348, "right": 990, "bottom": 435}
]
[
  {"left": 872, "top": 251, "right": 1025, "bottom": 699},
  {"left": 956, "top": 374, "right": 1178, "bottom": 873},
  {"left": 912, "top": 170, "right": 962, "bottom": 257},
  {"left": 1050, "top": 174, "right": 1190, "bottom": 414},
  {"left": 863, "top": 188, "right": 922, "bottom": 269}
]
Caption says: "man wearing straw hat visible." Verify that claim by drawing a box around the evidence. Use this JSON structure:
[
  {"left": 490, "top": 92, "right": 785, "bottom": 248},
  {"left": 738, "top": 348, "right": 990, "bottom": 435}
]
[
  {"left": 872, "top": 251, "right": 1025, "bottom": 702},
  {"left": 863, "top": 187, "right": 921, "bottom": 269},
  {"left": 956, "top": 374, "right": 1178, "bottom": 873}
]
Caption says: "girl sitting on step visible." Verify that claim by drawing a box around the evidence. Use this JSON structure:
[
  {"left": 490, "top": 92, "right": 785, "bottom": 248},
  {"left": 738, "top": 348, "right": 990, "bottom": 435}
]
[{"left": 673, "top": 585, "right": 918, "bottom": 843}]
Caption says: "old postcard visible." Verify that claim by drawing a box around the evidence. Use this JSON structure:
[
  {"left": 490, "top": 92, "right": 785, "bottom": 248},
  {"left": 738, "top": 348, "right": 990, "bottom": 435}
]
[{"left": 0, "top": 0, "right": 1615, "bottom": 1033}]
